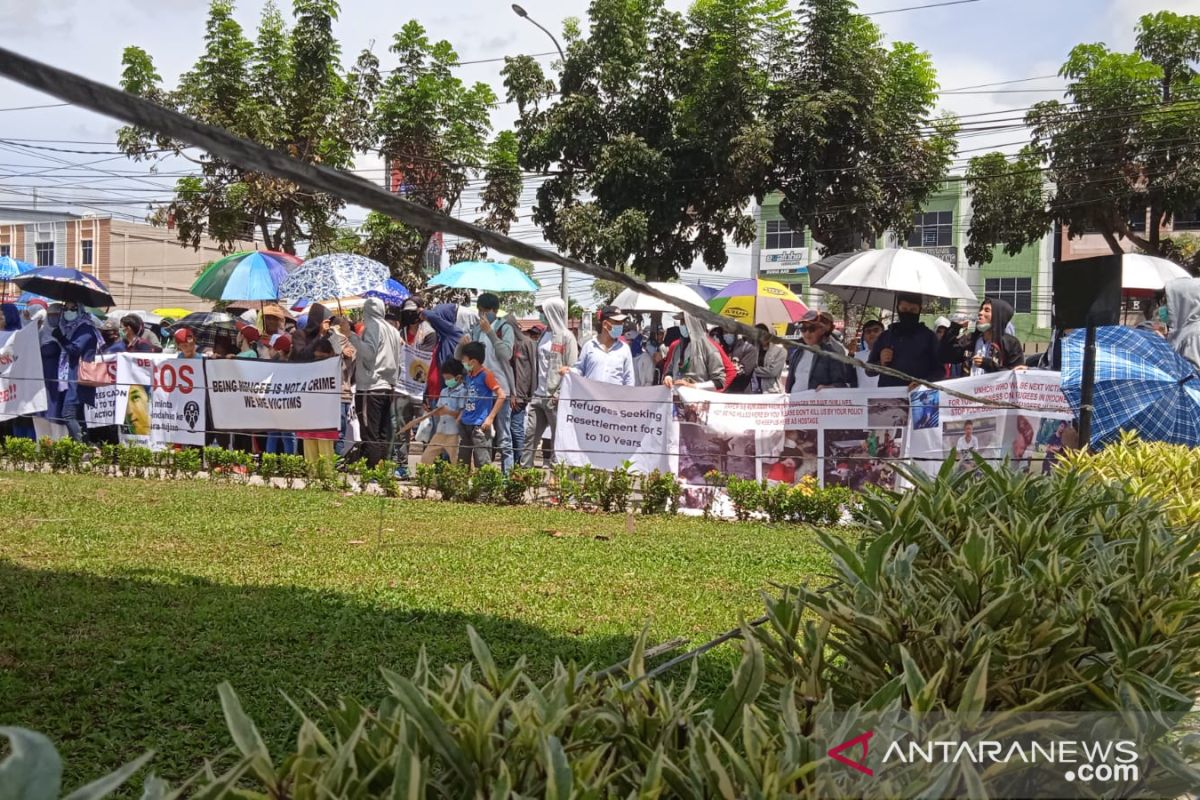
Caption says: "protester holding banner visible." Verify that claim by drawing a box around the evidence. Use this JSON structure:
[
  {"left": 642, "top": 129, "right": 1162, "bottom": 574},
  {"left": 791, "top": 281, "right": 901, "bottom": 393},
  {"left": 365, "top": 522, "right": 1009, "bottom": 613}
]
[
  {"left": 867, "top": 294, "right": 945, "bottom": 388},
  {"left": 328, "top": 317, "right": 358, "bottom": 456},
  {"left": 567, "top": 306, "right": 635, "bottom": 388},
  {"left": 349, "top": 297, "right": 402, "bottom": 468},
  {"left": 625, "top": 321, "right": 656, "bottom": 387},
  {"left": 256, "top": 305, "right": 291, "bottom": 358},
  {"left": 852, "top": 320, "right": 884, "bottom": 389},
  {"left": 786, "top": 310, "right": 856, "bottom": 393},
  {"left": 750, "top": 323, "right": 787, "bottom": 394},
  {"left": 939, "top": 298, "right": 1024, "bottom": 376},
  {"left": 662, "top": 314, "right": 727, "bottom": 391},
  {"left": 524, "top": 298, "right": 577, "bottom": 467},
  {"left": 391, "top": 298, "right": 435, "bottom": 474},
  {"left": 415, "top": 358, "right": 465, "bottom": 465},
  {"left": 712, "top": 326, "right": 757, "bottom": 393},
  {"left": 174, "top": 328, "right": 200, "bottom": 359},
  {"left": 234, "top": 325, "right": 260, "bottom": 359},
  {"left": 49, "top": 302, "right": 100, "bottom": 442}
]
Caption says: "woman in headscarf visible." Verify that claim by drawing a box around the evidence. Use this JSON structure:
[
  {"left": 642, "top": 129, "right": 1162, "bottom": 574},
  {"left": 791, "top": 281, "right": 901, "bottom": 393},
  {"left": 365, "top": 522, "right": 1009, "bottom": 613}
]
[
  {"left": 1166, "top": 277, "right": 1200, "bottom": 369},
  {"left": 662, "top": 314, "right": 727, "bottom": 390},
  {"left": 50, "top": 301, "right": 101, "bottom": 442},
  {"left": 289, "top": 302, "right": 339, "bottom": 464},
  {"left": 422, "top": 302, "right": 467, "bottom": 407},
  {"left": 522, "top": 298, "right": 579, "bottom": 467},
  {"left": 21, "top": 301, "right": 65, "bottom": 440},
  {"left": 348, "top": 297, "right": 402, "bottom": 468},
  {"left": 0, "top": 303, "right": 21, "bottom": 332}
]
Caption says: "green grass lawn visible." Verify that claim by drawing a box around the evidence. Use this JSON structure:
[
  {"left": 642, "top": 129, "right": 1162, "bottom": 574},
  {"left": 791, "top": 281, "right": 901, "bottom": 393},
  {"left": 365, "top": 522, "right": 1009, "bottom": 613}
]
[{"left": 0, "top": 471, "right": 831, "bottom": 787}]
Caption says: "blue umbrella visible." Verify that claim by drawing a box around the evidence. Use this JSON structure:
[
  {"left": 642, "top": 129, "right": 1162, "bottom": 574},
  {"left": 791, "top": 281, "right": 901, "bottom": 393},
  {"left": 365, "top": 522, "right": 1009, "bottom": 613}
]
[
  {"left": 190, "top": 250, "right": 299, "bottom": 301},
  {"left": 428, "top": 261, "right": 539, "bottom": 293},
  {"left": 1061, "top": 326, "right": 1200, "bottom": 448},
  {"left": 690, "top": 283, "right": 722, "bottom": 302},
  {"left": 364, "top": 278, "right": 411, "bottom": 306},
  {"left": 13, "top": 265, "right": 114, "bottom": 307}
]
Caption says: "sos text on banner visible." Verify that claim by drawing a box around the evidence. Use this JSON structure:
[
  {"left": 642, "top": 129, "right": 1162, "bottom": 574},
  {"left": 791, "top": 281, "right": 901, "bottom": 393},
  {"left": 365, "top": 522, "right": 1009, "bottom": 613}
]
[
  {"left": 0, "top": 325, "right": 48, "bottom": 419},
  {"left": 204, "top": 357, "right": 341, "bottom": 432},
  {"left": 555, "top": 373, "right": 675, "bottom": 474},
  {"left": 113, "top": 354, "right": 207, "bottom": 449}
]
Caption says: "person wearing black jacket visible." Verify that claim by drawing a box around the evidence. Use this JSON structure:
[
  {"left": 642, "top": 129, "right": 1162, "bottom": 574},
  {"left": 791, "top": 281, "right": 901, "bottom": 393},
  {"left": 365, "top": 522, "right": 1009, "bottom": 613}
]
[
  {"left": 939, "top": 297, "right": 1024, "bottom": 375},
  {"left": 786, "top": 310, "right": 857, "bottom": 393},
  {"left": 509, "top": 324, "right": 538, "bottom": 467},
  {"left": 868, "top": 294, "right": 944, "bottom": 388}
]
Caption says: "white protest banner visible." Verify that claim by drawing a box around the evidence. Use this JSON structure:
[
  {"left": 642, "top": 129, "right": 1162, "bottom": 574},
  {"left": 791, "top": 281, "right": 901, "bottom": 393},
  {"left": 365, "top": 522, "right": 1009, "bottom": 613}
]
[
  {"left": 84, "top": 355, "right": 120, "bottom": 427},
  {"left": 205, "top": 356, "right": 341, "bottom": 431},
  {"left": 114, "top": 354, "right": 206, "bottom": 449},
  {"left": 0, "top": 325, "right": 48, "bottom": 419},
  {"left": 907, "top": 371, "right": 1072, "bottom": 476},
  {"left": 399, "top": 342, "right": 433, "bottom": 398},
  {"left": 555, "top": 373, "right": 674, "bottom": 473}
]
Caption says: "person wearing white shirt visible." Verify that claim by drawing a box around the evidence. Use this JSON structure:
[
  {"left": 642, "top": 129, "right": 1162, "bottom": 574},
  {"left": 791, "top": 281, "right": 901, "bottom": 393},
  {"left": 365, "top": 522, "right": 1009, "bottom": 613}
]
[
  {"left": 561, "top": 306, "right": 635, "bottom": 386},
  {"left": 853, "top": 319, "right": 884, "bottom": 390}
]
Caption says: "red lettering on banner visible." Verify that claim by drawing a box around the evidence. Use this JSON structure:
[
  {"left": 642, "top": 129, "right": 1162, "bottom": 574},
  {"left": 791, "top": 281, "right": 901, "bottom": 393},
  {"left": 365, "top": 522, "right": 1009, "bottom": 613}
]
[{"left": 152, "top": 362, "right": 195, "bottom": 394}]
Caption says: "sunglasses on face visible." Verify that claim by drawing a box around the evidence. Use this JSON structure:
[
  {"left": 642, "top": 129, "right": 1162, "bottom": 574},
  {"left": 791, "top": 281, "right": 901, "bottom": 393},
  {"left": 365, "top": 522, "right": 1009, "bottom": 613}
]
[{"left": 800, "top": 324, "right": 821, "bottom": 333}]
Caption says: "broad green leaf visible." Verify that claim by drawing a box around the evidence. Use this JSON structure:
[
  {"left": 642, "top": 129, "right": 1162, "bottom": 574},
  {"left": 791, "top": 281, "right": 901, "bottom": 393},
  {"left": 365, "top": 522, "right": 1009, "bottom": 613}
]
[
  {"left": 0, "top": 728, "right": 63, "bottom": 800},
  {"left": 217, "top": 683, "right": 275, "bottom": 787}
]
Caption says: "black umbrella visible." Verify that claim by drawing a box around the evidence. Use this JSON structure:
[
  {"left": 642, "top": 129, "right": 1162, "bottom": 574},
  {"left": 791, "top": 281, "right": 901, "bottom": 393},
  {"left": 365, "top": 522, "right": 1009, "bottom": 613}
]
[{"left": 13, "top": 266, "right": 115, "bottom": 307}]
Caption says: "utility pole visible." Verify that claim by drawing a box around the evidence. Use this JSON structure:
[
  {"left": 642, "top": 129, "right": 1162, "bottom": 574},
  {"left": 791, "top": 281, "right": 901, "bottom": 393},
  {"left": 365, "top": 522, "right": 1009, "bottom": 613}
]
[{"left": 512, "top": 3, "right": 570, "bottom": 308}]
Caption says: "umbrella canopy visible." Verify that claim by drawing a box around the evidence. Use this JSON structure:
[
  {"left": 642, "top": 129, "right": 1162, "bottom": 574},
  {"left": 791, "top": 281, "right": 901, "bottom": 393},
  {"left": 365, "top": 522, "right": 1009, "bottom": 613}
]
[
  {"left": 1062, "top": 326, "right": 1200, "bottom": 448},
  {"left": 0, "top": 255, "right": 33, "bottom": 281},
  {"left": 689, "top": 284, "right": 723, "bottom": 302},
  {"left": 152, "top": 307, "right": 196, "bottom": 320},
  {"left": 190, "top": 250, "right": 300, "bottom": 302},
  {"left": 167, "top": 311, "right": 239, "bottom": 353},
  {"left": 1122, "top": 253, "right": 1190, "bottom": 295},
  {"left": 13, "top": 266, "right": 114, "bottom": 307},
  {"left": 278, "top": 254, "right": 390, "bottom": 300},
  {"left": 709, "top": 279, "right": 809, "bottom": 326},
  {"left": 612, "top": 281, "right": 707, "bottom": 315},
  {"left": 805, "top": 251, "right": 859, "bottom": 284},
  {"left": 428, "top": 261, "right": 539, "bottom": 293},
  {"left": 364, "top": 278, "right": 411, "bottom": 306},
  {"left": 813, "top": 248, "right": 977, "bottom": 307}
]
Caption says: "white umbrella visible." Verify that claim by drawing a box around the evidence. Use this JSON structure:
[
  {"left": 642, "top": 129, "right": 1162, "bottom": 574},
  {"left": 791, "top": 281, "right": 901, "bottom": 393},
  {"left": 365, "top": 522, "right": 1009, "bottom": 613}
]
[
  {"left": 813, "top": 248, "right": 977, "bottom": 307},
  {"left": 1123, "top": 253, "right": 1190, "bottom": 294},
  {"left": 104, "top": 309, "right": 164, "bottom": 325},
  {"left": 612, "top": 281, "right": 707, "bottom": 314}
]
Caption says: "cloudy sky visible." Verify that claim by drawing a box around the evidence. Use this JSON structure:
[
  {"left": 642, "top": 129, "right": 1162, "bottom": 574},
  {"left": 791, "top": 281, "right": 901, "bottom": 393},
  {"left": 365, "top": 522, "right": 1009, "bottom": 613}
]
[{"left": 0, "top": 0, "right": 1188, "bottom": 299}]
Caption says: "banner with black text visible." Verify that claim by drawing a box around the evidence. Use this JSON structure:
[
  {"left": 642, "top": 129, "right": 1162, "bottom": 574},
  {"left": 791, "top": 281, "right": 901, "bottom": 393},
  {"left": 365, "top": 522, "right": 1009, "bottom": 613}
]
[
  {"left": 205, "top": 356, "right": 341, "bottom": 431},
  {"left": 555, "top": 373, "right": 674, "bottom": 473},
  {"left": 0, "top": 325, "right": 48, "bottom": 420},
  {"left": 114, "top": 354, "right": 207, "bottom": 449}
]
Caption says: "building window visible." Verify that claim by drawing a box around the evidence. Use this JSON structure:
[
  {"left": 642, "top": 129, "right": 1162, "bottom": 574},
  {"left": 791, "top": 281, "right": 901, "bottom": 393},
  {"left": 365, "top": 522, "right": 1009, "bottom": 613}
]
[
  {"left": 984, "top": 277, "right": 1032, "bottom": 315},
  {"left": 908, "top": 211, "right": 953, "bottom": 248},
  {"left": 1172, "top": 208, "right": 1200, "bottom": 231},
  {"left": 81, "top": 239, "right": 94, "bottom": 266},
  {"left": 0, "top": 245, "right": 9, "bottom": 258},
  {"left": 35, "top": 242, "right": 54, "bottom": 267},
  {"left": 766, "top": 219, "right": 805, "bottom": 250}
]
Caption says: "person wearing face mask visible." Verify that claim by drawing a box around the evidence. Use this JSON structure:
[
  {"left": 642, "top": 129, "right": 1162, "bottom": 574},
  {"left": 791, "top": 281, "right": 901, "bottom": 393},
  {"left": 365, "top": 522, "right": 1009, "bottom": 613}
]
[
  {"left": 939, "top": 297, "right": 1024, "bottom": 376},
  {"left": 786, "top": 310, "right": 856, "bottom": 393},
  {"left": 662, "top": 313, "right": 727, "bottom": 390},
  {"left": 21, "top": 301, "right": 66, "bottom": 441},
  {"left": 749, "top": 323, "right": 787, "bottom": 393},
  {"left": 626, "top": 318, "right": 656, "bottom": 387},
  {"left": 1165, "top": 277, "right": 1200, "bottom": 369},
  {"left": 49, "top": 301, "right": 101, "bottom": 442},
  {"left": 455, "top": 293, "right": 517, "bottom": 473},
  {"left": 867, "top": 294, "right": 945, "bottom": 388},
  {"left": 711, "top": 326, "right": 757, "bottom": 393},
  {"left": 523, "top": 299, "right": 578, "bottom": 467},
  {"left": 109, "top": 314, "right": 162, "bottom": 354},
  {"left": 563, "top": 306, "right": 635, "bottom": 386}
]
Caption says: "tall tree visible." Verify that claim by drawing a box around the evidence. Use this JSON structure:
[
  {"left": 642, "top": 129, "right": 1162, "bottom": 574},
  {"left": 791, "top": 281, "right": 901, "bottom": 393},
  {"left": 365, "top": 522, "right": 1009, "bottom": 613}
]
[
  {"left": 374, "top": 21, "right": 498, "bottom": 277},
  {"left": 966, "top": 11, "right": 1200, "bottom": 261},
  {"left": 117, "top": 0, "right": 379, "bottom": 255},
  {"left": 504, "top": 0, "right": 784, "bottom": 280},
  {"left": 447, "top": 131, "right": 524, "bottom": 265},
  {"left": 769, "top": 0, "right": 957, "bottom": 255}
]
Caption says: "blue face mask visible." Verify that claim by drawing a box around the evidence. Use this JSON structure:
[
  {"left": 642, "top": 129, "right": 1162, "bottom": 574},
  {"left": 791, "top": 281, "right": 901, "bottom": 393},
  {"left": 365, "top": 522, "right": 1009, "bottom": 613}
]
[
  {"left": 679, "top": 326, "right": 690, "bottom": 339},
  {"left": 609, "top": 324, "right": 624, "bottom": 338},
  {"left": 484, "top": 311, "right": 497, "bottom": 323}
]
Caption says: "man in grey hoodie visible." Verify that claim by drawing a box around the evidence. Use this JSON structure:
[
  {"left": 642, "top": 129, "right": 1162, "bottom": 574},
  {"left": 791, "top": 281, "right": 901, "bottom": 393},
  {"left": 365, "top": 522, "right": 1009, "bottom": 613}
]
[
  {"left": 523, "top": 298, "right": 578, "bottom": 467},
  {"left": 349, "top": 298, "right": 403, "bottom": 468},
  {"left": 1166, "top": 277, "right": 1200, "bottom": 369},
  {"left": 455, "top": 293, "right": 517, "bottom": 473}
]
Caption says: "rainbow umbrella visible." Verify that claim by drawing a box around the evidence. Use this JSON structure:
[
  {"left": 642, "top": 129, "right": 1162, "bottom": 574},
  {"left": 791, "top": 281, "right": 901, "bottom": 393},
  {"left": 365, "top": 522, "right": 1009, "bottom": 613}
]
[
  {"left": 190, "top": 250, "right": 301, "bottom": 302},
  {"left": 708, "top": 279, "right": 808, "bottom": 326}
]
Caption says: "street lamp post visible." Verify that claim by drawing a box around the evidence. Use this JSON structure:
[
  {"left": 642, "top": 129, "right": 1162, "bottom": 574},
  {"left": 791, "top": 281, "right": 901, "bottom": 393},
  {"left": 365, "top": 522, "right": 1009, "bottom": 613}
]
[{"left": 512, "top": 3, "right": 570, "bottom": 309}]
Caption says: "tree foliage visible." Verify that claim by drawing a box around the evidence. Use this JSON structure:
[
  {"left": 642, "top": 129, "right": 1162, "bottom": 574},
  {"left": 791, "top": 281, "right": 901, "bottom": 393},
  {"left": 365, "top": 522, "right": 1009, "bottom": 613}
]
[
  {"left": 505, "top": 0, "right": 785, "bottom": 280},
  {"left": 117, "top": 0, "right": 379, "bottom": 254},
  {"left": 769, "top": 0, "right": 957, "bottom": 255},
  {"left": 967, "top": 11, "right": 1200, "bottom": 260}
]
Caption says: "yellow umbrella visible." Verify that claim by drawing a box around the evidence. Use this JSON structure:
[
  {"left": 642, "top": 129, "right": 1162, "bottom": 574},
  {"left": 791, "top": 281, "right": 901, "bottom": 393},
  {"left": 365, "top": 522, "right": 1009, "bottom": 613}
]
[
  {"left": 708, "top": 279, "right": 809, "bottom": 326},
  {"left": 152, "top": 307, "right": 193, "bottom": 319}
]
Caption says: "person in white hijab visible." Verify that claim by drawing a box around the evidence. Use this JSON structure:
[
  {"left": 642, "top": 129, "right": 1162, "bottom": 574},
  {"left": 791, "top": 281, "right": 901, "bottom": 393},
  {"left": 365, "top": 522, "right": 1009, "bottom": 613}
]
[
  {"left": 522, "top": 298, "right": 579, "bottom": 467},
  {"left": 1166, "top": 277, "right": 1200, "bottom": 369},
  {"left": 662, "top": 313, "right": 727, "bottom": 390}
]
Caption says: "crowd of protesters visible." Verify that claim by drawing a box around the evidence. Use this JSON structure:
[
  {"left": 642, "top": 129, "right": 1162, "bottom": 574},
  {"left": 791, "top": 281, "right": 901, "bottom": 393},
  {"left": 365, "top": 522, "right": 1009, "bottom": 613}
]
[{"left": 4, "top": 276, "right": 1200, "bottom": 475}]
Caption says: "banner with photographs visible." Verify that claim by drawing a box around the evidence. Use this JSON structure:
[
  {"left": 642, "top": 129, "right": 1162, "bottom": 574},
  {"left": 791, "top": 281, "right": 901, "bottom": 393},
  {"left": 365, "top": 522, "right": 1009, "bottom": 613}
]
[
  {"left": 113, "top": 354, "right": 207, "bottom": 450},
  {"left": 83, "top": 354, "right": 120, "bottom": 428},
  {"left": 906, "top": 372, "right": 1073, "bottom": 476}
]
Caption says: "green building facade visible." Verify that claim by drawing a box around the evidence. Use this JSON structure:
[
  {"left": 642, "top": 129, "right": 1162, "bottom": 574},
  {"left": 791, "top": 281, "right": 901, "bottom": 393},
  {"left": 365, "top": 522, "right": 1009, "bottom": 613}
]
[{"left": 756, "top": 182, "right": 1053, "bottom": 343}]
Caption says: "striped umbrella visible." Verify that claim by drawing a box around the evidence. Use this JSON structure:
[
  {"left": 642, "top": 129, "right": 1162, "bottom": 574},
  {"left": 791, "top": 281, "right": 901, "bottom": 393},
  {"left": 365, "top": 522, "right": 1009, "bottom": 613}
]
[
  {"left": 190, "top": 250, "right": 301, "bottom": 302},
  {"left": 708, "top": 279, "right": 808, "bottom": 326}
]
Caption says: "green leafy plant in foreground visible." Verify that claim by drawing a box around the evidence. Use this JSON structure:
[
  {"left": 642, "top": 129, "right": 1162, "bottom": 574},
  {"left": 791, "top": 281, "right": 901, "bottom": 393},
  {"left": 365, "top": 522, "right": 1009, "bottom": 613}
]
[{"left": 0, "top": 726, "right": 151, "bottom": 800}]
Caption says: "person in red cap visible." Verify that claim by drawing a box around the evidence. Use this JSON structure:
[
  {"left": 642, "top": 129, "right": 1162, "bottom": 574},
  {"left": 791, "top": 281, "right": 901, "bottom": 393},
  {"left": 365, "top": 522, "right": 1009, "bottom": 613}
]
[
  {"left": 174, "top": 327, "right": 199, "bottom": 359},
  {"left": 263, "top": 333, "right": 297, "bottom": 455},
  {"left": 235, "top": 324, "right": 260, "bottom": 359}
]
